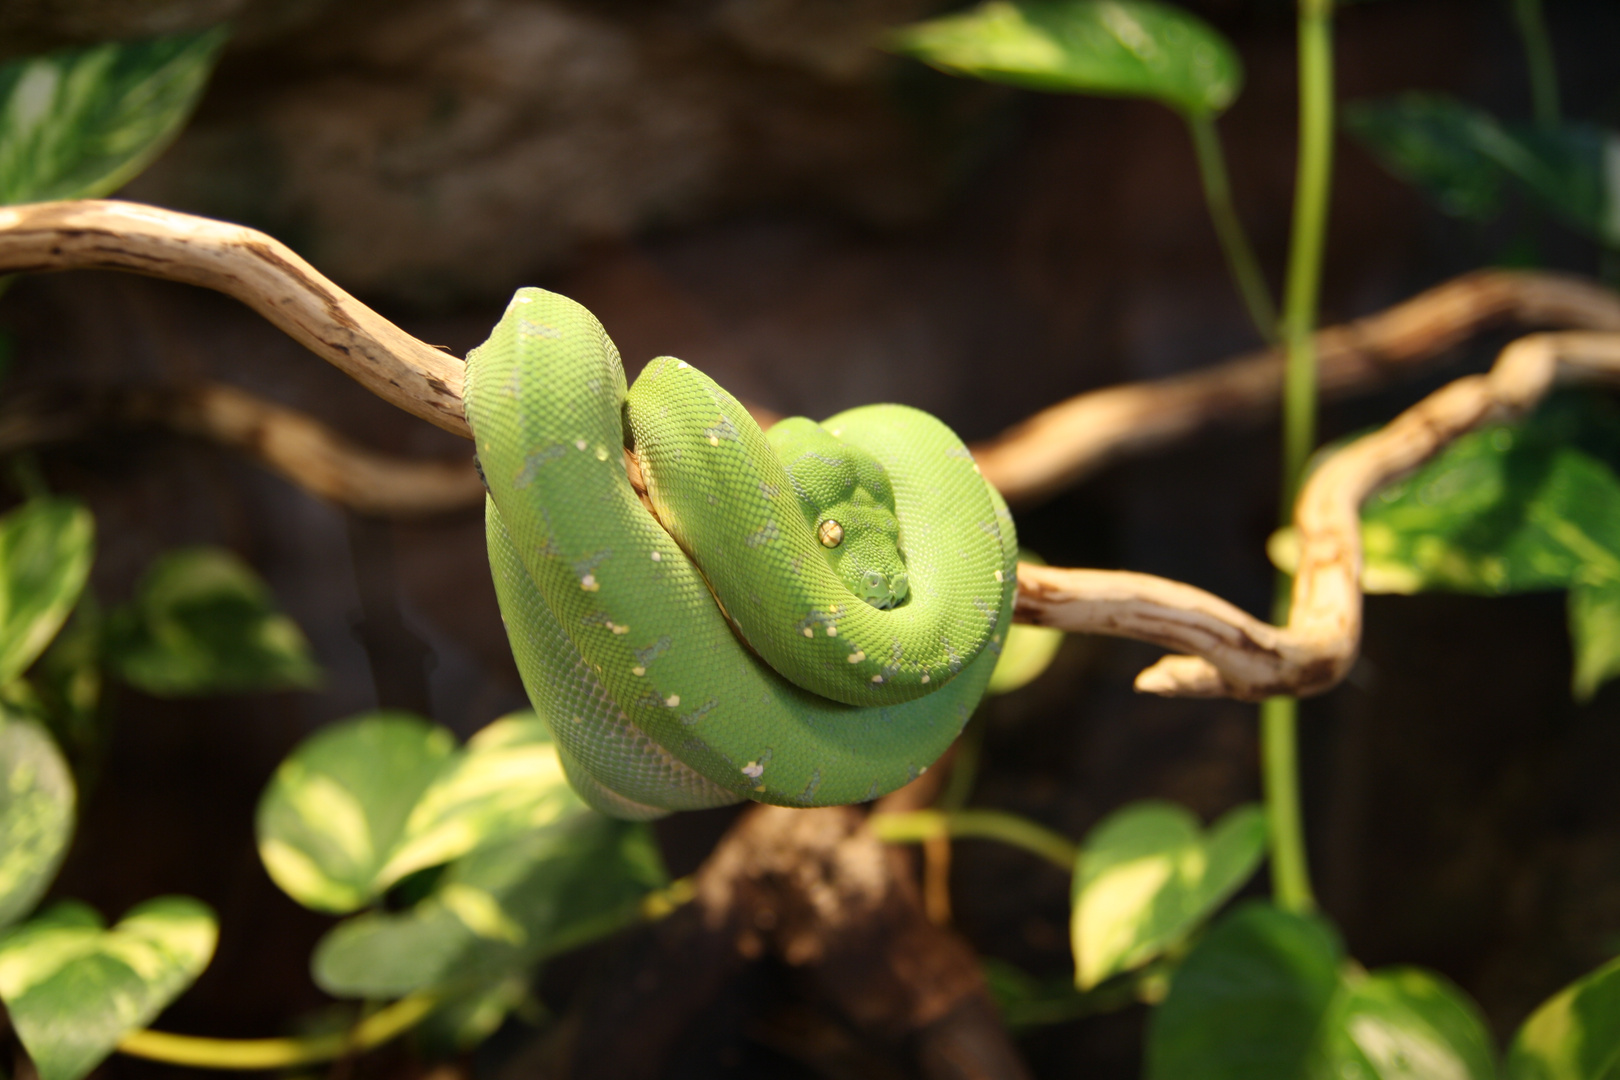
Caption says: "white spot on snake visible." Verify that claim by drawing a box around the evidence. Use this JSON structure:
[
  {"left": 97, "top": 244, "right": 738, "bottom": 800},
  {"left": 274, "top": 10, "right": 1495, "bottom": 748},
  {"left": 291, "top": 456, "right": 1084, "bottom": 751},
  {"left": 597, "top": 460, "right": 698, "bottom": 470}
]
[
  {"left": 871, "top": 675, "right": 883, "bottom": 683},
  {"left": 632, "top": 666, "right": 646, "bottom": 676},
  {"left": 708, "top": 436, "right": 720, "bottom": 446},
  {"left": 580, "top": 575, "right": 598, "bottom": 591},
  {"left": 650, "top": 551, "right": 662, "bottom": 562},
  {"left": 664, "top": 694, "right": 680, "bottom": 707},
  {"left": 921, "top": 674, "right": 930, "bottom": 684},
  {"left": 514, "top": 296, "right": 533, "bottom": 304},
  {"left": 847, "top": 650, "right": 866, "bottom": 663},
  {"left": 677, "top": 361, "right": 689, "bottom": 369},
  {"left": 741, "top": 761, "right": 764, "bottom": 779},
  {"left": 919, "top": 765, "right": 928, "bottom": 774},
  {"left": 612, "top": 624, "right": 629, "bottom": 635},
  {"left": 994, "top": 569, "right": 1004, "bottom": 582},
  {"left": 594, "top": 446, "right": 609, "bottom": 461},
  {"left": 826, "top": 626, "right": 838, "bottom": 637},
  {"left": 802, "top": 627, "right": 813, "bottom": 638},
  {"left": 575, "top": 439, "right": 587, "bottom": 451}
]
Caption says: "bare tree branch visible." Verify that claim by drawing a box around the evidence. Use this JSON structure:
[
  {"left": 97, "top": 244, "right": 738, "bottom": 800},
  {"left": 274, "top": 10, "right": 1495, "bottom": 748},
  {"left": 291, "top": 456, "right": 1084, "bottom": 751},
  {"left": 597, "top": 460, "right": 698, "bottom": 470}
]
[{"left": 6, "top": 200, "right": 1620, "bottom": 701}]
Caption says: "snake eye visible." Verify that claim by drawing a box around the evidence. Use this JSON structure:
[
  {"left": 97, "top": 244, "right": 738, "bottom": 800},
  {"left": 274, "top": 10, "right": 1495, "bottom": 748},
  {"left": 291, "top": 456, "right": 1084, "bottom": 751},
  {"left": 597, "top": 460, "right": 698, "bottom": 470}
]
[{"left": 818, "top": 520, "right": 844, "bottom": 548}]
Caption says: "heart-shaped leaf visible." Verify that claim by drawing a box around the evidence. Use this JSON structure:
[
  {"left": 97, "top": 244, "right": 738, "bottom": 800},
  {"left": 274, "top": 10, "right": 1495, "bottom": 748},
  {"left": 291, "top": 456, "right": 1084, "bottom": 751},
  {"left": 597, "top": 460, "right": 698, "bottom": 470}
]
[
  {"left": 1345, "top": 95, "right": 1508, "bottom": 222},
  {"left": 1072, "top": 800, "right": 1265, "bottom": 988},
  {"left": 0, "top": 498, "right": 94, "bottom": 688},
  {"left": 1507, "top": 953, "right": 1620, "bottom": 1080},
  {"left": 889, "top": 0, "right": 1242, "bottom": 118},
  {"left": 256, "top": 711, "right": 456, "bottom": 913},
  {"left": 104, "top": 546, "right": 322, "bottom": 697},
  {"left": 0, "top": 716, "right": 75, "bottom": 929},
  {"left": 1145, "top": 901, "right": 1344, "bottom": 1080},
  {"left": 312, "top": 813, "right": 666, "bottom": 997},
  {"left": 0, "top": 28, "right": 226, "bottom": 205},
  {"left": 0, "top": 897, "right": 216, "bottom": 1080},
  {"left": 1320, "top": 967, "right": 1498, "bottom": 1080}
]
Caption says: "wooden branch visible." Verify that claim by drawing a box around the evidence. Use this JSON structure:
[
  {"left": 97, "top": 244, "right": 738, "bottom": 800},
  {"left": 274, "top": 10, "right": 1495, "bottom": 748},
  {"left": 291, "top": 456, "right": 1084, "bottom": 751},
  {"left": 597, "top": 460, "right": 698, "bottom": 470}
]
[
  {"left": 0, "top": 200, "right": 469, "bottom": 437},
  {"left": 973, "top": 270, "right": 1620, "bottom": 504},
  {"left": 6, "top": 200, "right": 1620, "bottom": 700},
  {"left": 1017, "top": 331, "right": 1620, "bottom": 700},
  {"left": 0, "top": 383, "right": 484, "bottom": 517}
]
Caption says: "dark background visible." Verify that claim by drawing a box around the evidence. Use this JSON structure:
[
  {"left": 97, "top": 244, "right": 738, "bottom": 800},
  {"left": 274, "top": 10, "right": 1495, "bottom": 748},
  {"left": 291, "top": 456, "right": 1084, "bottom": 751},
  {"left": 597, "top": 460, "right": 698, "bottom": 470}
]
[{"left": 4, "top": 1, "right": 1620, "bottom": 1076}]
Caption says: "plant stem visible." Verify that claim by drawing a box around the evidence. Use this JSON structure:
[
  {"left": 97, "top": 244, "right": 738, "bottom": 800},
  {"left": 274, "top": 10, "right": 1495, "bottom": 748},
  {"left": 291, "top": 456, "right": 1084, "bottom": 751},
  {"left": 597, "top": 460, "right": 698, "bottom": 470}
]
[
  {"left": 116, "top": 992, "right": 438, "bottom": 1070},
  {"left": 1511, "top": 0, "right": 1560, "bottom": 127},
  {"left": 869, "top": 809, "right": 1079, "bottom": 871},
  {"left": 1263, "top": 0, "right": 1336, "bottom": 916},
  {"left": 1187, "top": 113, "right": 1279, "bottom": 343}
]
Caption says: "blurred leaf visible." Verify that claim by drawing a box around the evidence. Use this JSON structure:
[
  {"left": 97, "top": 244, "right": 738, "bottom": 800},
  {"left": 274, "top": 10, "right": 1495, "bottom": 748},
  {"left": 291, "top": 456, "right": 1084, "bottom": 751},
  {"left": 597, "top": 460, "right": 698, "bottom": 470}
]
[
  {"left": 0, "top": 28, "right": 227, "bottom": 205},
  {"left": 256, "top": 712, "right": 456, "bottom": 913},
  {"left": 0, "top": 716, "right": 75, "bottom": 929},
  {"left": 0, "top": 498, "right": 93, "bottom": 688},
  {"left": 1482, "top": 122, "right": 1620, "bottom": 248},
  {"left": 312, "top": 814, "right": 667, "bottom": 997},
  {"left": 889, "top": 0, "right": 1242, "bottom": 117},
  {"left": 0, "top": 897, "right": 216, "bottom": 1080},
  {"left": 990, "top": 551, "right": 1065, "bottom": 694},
  {"left": 380, "top": 712, "right": 586, "bottom": 884},
  {"left": 1344, "top": 94, "right": 1507, "bottom": 221},
  {"left": 104, "top": 546, "right": 321, "bottom": 696},
  {"left": 416, "top": 974, "right": 535, "bottom": 1053},
  {"left": 1321, "top": 967, "right": 1498, "bottom": 1080},
  {"left": 1569, "top": 580, "right": 1620, "bottom": 702},
  {"left": 1072, "top": 800, "right": 1265, "bottom": 989},
  {"left": 1145, "top": 901, "right": 1343, "bottom": 1080},
  {"left": 33, "top": 600, "right": 102, "bottom": 752},
  {"left": 1507, "top": 953, "right": 1620, "bottom": 1080}
]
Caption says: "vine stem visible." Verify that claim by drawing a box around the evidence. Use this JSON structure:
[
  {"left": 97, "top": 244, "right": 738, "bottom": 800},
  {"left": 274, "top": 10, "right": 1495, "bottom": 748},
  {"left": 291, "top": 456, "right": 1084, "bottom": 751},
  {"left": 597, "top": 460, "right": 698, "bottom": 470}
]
[
  {"left": 1511, "top": 0, "right": 1560, "bottom": 127},
  {"left": 1266, "top": 0, "right": 1337, "bottom": 915},
  {"left": 116, "top": 992, "right": 438, "bottom": 1069},
  {"left": 869, "top": 809, "right": 1079, "bottom": 871},
  {"left": 1187, "top": 113, "right": 1279, "bottom": 343}
]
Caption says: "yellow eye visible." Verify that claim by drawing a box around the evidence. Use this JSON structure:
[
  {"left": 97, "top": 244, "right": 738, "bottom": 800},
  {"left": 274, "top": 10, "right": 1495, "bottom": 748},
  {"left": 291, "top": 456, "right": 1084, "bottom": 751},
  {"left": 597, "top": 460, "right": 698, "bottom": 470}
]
[{"left": 818, "top": 520, "right": 844, "bottom": 548}]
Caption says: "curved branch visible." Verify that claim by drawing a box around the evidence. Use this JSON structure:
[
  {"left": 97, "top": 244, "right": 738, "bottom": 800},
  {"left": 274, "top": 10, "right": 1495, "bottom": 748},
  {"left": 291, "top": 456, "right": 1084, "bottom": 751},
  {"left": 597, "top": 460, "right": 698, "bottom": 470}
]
[
  {"left": 0, "top": 200, "right": 468, "bottom": 436},
  {"left": 1018, "top": 331, "right": 1620, "bottom": 700},
  {"left": 6, "top": 201, "right": 1620, "bottom": 700},
  {"left": 973, "top": 270, "right": 1620, "bottom": 504}
]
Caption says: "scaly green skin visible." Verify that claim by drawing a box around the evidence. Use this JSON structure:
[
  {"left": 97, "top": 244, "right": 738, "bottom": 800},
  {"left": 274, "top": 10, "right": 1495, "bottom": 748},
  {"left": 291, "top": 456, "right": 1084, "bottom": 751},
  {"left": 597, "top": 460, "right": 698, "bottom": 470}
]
[{"left": 466, "top": 288, "right": 1016, "bottom": 819}]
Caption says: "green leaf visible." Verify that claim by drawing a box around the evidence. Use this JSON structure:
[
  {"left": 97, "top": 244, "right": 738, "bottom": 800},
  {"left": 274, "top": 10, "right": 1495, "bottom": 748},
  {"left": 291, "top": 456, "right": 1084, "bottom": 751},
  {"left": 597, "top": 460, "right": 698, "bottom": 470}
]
[
  {"left": 1145, "top": 901, "right": 1344, "bottom": 1080},
  {"left": 1507, "top": 954, "right": 1620, "bottom": 1080},
  {"left": 416, "top": 974, "right": 534, "bottom": 1052},
  {"left": 0, "top": 498, "right": 93, "bottom": 688},
  {"left": 0, "top": 897, "right": 217, "bottom": 1080},
  {"left": 1344, "top": 94, "right": 1507, "bottom": 222},
  {"left": 104, "top": 546, "right": 321, "bottom": 696},
  {"left": 312, "top": 814, "right": 667, "bottom": 997},
  {"left": 989, "top": 551, "right": 1065, "bottom": 694},
  {"left": 256, "top": 712, "right": 456, "bottom": 913},
  {"left": 1569, "top": 580, "right": 1620, "bottom": 702},
  {"left": 1480, "top": 122, "right": 1620, "bottom": 249},
  {"left": 0, "top": 28, "right": 227, "bottom": 205},
  {"left": 1321, "top": 967, "right": 1498, "bottom": 1080},
  {"left": 0, "top": 716, "right": 75, "bottom": 929},
  {"left": 1072, "top": 800, "right": 1265, "bottom": 988},
  {"left": 889, "top": 0, "right": 1242, "bottom": 118}
]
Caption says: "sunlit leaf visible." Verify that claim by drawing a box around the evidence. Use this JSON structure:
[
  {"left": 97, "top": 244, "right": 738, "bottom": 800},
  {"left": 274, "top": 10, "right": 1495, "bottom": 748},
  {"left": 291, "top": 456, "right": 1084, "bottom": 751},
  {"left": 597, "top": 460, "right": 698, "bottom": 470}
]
[
  {"left": 1507, "top": 954, "right": 1620, "bottom": 1080},
  {"left": 1145, "top": 901, "right": 1343, "bottom": 1080},
  {"left": 0, "top": 897, "right": 216, "bottom": 1080},
  {"left": 311, "top": 814, "right": 666, "bottom": 997},
  {"left": 1072, "top": 800, "right": 1265, "bottom": 988},
  {"left": 1569, "top": 580, "right": 1620, "bottom": 702},
  {"left": 256, "top": 712, "right": 455, "bottom": 913},
  {"left": 1345, "top": 94, "right": 1506, "bottom": 221},
  {"left": 0, "top": 28, "right": 226, "bottom": 205},
  {"left": 0, "top": 498, "right": 93, "bottom": 688},
  {"left": 104, "top": 546, "right": 321, "bottom": 696},
  {"left": 889, "top": 0, "right": 1242, "bottom": 117},
  {"left": 1321, "top": 967, "right": 1498, "bottom": 1080},
  {"left": 0, "top": 716, "right": 75, "bottom": 929}
]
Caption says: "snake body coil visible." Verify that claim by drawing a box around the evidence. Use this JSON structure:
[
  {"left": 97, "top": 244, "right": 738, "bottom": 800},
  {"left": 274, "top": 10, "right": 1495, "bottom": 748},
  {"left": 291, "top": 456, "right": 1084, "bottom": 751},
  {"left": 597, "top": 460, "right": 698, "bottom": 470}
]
[{"left": 465, "top": 289, "right": 1016, "bottom": 819}]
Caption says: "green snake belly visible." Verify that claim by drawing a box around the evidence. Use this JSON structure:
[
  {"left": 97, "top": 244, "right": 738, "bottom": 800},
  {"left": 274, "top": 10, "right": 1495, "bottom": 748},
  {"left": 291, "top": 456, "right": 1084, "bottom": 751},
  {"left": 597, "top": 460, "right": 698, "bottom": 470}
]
[{"left": 465, "top": 288, "right": 1016, "bottom": 819}]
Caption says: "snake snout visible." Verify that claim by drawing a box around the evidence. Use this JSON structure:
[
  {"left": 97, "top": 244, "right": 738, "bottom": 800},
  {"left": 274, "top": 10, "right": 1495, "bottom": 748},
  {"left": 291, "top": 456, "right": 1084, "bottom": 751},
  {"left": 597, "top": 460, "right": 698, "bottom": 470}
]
[{"left": 862, "top": 569, "right": 909, "bottom": 610}]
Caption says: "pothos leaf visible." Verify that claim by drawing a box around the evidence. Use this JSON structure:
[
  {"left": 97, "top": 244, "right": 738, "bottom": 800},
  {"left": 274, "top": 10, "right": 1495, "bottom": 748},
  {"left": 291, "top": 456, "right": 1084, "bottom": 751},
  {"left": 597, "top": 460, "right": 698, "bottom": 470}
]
[
  {"left": 0, "top": 28, "right": 227, "bottom": 205},
  {"left": 0, "top": 715, "right": 75, "bottom": 929},
  {"left": 1507, "top": 953, "right": 1620, "bottom": 1080},
  {"left": 0, "top": 498, "right": 93, "bottom": 688},
  {"left": 889, "top": 0, "right": 1242, "bottom": 118}
]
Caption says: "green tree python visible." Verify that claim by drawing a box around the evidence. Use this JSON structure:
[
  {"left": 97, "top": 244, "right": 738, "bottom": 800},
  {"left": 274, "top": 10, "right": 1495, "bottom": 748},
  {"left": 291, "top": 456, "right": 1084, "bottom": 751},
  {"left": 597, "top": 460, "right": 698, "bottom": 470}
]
[{"left": 464, "top": 289, "right": 1016, "bottom": 819}]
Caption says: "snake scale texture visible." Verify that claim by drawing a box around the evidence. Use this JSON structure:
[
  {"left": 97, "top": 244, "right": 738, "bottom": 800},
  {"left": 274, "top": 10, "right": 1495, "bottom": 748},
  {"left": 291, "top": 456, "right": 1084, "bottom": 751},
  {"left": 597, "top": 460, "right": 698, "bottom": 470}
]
[{"left": 464, "top": 289, "right": 1017, "bottom": 819}]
